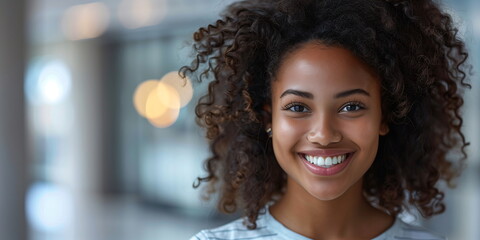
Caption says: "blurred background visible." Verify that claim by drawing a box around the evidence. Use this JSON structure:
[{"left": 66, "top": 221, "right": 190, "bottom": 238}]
[{"left": 0, "top": 0, "right": 478, "bottom": 239}]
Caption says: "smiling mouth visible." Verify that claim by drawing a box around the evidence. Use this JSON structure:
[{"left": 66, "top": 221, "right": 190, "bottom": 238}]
[{"left": 301, "top": 153, "right": 352, "bottom": 168}]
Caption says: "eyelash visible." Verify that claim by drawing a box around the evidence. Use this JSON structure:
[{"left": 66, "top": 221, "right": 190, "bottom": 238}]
[
  {"left": 339, "top": 101, "right": 366, "bottom": 112},
  {"left": 281, "top": 101, "right": 366, "bottom": 113},
  {"left": 282, "top": 102, "right": 310, "bottom": 113}
]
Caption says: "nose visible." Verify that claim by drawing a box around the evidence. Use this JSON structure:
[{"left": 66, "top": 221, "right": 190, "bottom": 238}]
[{"left": 306, "top": 115, "right": 342, "bottom": 146}]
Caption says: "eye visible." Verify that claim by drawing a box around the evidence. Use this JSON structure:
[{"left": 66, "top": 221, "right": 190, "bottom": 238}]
[
  {"left": 339, "top": 102, "right": 365, "bottom": 112},
  {"left": 283, "top": 102, "right": 310, "bottom": 113}
]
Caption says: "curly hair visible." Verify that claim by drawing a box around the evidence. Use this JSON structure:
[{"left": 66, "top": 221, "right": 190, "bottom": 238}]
[{"left": 180, "top": 0, "right": 471, "bottom": 229}]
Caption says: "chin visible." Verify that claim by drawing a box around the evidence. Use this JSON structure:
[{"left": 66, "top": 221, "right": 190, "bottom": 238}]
[
  {"left": 303, "top": 182, "right": 351, "bottom": 202},
  {"left": 309, "top": 189, "right": 347, "bottom": 201}
]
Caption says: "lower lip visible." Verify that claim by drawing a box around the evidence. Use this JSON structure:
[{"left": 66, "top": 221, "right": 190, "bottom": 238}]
[{"left": 300, "top": 153, "right": 353, "bottom": 176}]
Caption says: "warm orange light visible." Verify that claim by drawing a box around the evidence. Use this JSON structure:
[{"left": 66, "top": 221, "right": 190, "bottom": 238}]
[
  {"left": 146, "top": 82, "right": 181, "bottom": 128},
  {"left": 145, "top": 87, "right": 168, "bottom": 119},
  {"left": 160, "top": 71, "right": 193, "bottom": 108},
  {"left": 117, "top": 0, "right": 167, "bottom": 29},
  {"left": 133, "top": 80, "right": 158, "bottom": 117},
  {"left": 155, "top": 81, "right": 181, "bottom": 110},
  {"left": 133, "top": 77, "right": 184, "bottom": 128},
  {"left": 62, "top": 2, "right": 109, "bottom": 40},
  {"left": 147, "top": 106, "right": 180, "bottom": 128}
]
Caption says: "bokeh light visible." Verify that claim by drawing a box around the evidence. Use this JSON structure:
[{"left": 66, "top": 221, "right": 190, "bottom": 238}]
[
  {"left": 145, "top": 83, "right": 168, "bottom": 119},
  {"left": 62, "top": 2, "right": 110, "bottom": 40},
  {"left": 159, "top": 71, "right": 193, "bottom": 107},
  {"left": 38, "top": 62, "right": 71, "bottom": 104},
  {"left": 133, "top": 79, "right": 183, "bottom": 128},
  {"left": 148, "top": 85, "right": 181, "bottom": 128},
  {"left": 133, "top": 80, "right": 158, "bottom": 117},
  {"left": 145, "top": 82, "right": 181, "bottom": 126},
  {"left": 147, "top": 107, "right": 180, "bottom": 128},
  {"left": 156, "top": 81, "right": 181, "bottom": 109},
  {"left": 25, "top": 59, "right": 72, "bottom": 105},
  {"left": 118, "top": 0, "right": 167, "bottom": 29},
  {"left": 26, "top": 182, "right": 73, "bottom": 232}
]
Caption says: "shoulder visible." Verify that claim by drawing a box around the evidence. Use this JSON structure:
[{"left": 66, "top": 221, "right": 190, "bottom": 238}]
[
  {"left": 388, "top": 219, "right": 446, "bottom": 240},
  {"left": 189, "top": 217, "right": 278, "bottom": 240}
]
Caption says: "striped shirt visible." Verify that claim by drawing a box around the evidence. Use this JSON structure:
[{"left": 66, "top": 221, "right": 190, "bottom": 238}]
[{"left": 190, "top": 208, "right": 446, "bottom": 240}]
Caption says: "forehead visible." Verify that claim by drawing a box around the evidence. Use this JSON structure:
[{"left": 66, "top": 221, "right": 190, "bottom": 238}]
[{"left": 274, "top": 42, "right": 380, "bottom": 96}]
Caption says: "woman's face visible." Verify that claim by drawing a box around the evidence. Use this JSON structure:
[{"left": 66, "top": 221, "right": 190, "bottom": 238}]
[{"left": 270, "top": 42, "right": 388, "bottom": 201}]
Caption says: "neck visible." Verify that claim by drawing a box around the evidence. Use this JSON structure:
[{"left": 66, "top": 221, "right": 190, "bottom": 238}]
[{"left": 270, "top": 178, "right": 392, "bottom": 239}]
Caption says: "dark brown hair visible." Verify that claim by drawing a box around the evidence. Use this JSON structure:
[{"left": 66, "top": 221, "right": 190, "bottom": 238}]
[{"left": 180, "top": 0, "right": 471, "bottom": 229}]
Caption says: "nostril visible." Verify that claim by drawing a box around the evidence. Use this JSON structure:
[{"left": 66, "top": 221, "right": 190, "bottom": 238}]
[{"left": 306, "top": 130, "right": 342, "bottom": 146}]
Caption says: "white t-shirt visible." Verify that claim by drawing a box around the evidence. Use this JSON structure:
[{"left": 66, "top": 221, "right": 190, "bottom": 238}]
[{"left": 190, "top": 208, "right": 445, "bottom": 240}]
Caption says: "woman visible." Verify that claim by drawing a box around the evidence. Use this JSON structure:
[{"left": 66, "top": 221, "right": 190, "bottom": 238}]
[{"left": 181, "top": 0, "right": 471, "bottom": 239}]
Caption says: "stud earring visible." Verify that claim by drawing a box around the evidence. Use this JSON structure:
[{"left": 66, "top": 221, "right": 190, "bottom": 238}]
[{"left": 266, "top": 127, "right": 272, "bottom": 137}]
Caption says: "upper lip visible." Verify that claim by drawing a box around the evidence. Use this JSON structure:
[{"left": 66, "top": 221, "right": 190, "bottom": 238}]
[{"left": 299, "top": 149, "right": 355, "bottom": 157}]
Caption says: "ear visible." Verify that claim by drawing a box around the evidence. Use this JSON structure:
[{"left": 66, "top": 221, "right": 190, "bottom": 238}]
[
  {"left": 379, "top": 122, "right": 389, "bottom": 136},
  {"left": 262, "top": 104, "right": 272, "bottom": 127}
]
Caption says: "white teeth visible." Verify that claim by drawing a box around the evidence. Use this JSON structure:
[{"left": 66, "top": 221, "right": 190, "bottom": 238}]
[
  {"left": 317, "top": 156, "right": 324, "bottom": 165},
  {"left": 325, "top": 157, "right": 332, "bottom": 166},
  {"left": 304, "top": 154, "right": 348, "bottom": 168}
]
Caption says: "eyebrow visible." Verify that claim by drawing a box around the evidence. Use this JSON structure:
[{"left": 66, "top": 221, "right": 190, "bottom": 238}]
[
  {"left": 280, "top": 88, "right": 370, "bottom": 99},
  {"left": 334, "top": 88, "right": 370, "bottom": 98},
  {"left": 280, "top": 89, "right": 313, "bottom": 99}
]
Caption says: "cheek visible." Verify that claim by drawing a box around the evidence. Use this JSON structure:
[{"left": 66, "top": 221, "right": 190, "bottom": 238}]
[
  {"left": 345, "top": 115, "right": 381, "bottom": 158},
  {"left": 271, "top": 114, "right": 307, "bottom": 157},
  {"left": 274, "top": 117, "right": 303, "bottom": 137}
]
